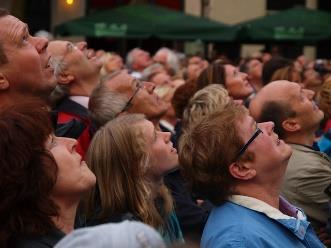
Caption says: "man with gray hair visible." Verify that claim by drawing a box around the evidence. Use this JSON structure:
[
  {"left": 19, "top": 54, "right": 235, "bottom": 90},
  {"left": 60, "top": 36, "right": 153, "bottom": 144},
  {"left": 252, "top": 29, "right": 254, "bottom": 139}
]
[
  {"left": 47, "top": 40, "right": 102, "bottom": 156},
  {"left": 88, "top": 69, "right": 168, "bottom": 128},
  {"left": 126, "top": 47, "right": 152, "bottom": 79},
  {"left": 153, "top": 47, "right": 180, "bottom": 76}
]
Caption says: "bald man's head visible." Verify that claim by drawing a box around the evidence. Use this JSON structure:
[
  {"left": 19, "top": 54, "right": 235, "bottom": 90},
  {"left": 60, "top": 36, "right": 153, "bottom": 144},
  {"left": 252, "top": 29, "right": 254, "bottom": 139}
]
[
  {"left": 249, "top": 80, "right": 323, "bottom": 139},
  {"left": 249, "top": 80, "right": 293, "bottom": 120}
]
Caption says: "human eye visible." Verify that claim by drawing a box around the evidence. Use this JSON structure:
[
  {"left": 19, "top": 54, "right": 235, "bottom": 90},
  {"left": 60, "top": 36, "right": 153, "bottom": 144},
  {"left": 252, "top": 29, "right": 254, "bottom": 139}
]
[
  {"left": 48, "top": 135, "right": 58, "bottom": 149},
  {"left": 22, "top": 33, "right": 29, "bottom": 42}
]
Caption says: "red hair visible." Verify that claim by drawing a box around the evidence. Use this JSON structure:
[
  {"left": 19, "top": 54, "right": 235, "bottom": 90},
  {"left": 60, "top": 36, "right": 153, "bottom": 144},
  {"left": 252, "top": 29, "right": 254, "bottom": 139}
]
[{"left": 0, "top": 98, "right": 58, "bottom": 247}]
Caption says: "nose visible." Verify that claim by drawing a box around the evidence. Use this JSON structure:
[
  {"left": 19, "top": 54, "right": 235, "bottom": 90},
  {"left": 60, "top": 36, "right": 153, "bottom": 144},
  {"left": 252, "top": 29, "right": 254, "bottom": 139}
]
[
  {"left": 75, "top": 41, "right": 87, "bottom": 51},
  {"left": 241, "top": 71, "right": 248, "bottom": 79},
  {"left": 303, "top": 88, "right": 315, "bottom": 100},
  {"left": 160, "top": 131, "right": 171, "bottom": 142},
  {"left": 144, "top": 81, "right": 156, "bottom": 93},
  {"left": 55, "top": 136, "right": 78, "bottom": 152},
  {"left": 31, "top": 36, "right": 48, "bottom": 54},
  {"left": 259, "top": 121, "right": 275, "bottom": 135}
]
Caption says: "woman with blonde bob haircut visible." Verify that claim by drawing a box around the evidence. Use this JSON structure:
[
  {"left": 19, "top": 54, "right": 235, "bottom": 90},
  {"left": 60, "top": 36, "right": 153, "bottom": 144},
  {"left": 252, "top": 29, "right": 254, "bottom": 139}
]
[
  {"left": 182, "top": 84, "right": 230, "bottom": 129},
  {"left": 84, "top": 114, "right": 184, "bottom": 245}
]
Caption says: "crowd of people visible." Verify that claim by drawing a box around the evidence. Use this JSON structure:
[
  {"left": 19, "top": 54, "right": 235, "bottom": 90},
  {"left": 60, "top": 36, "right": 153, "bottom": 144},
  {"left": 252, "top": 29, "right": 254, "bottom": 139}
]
[{"left": 1, "top": 8, "right": 331, "bottom": 247}]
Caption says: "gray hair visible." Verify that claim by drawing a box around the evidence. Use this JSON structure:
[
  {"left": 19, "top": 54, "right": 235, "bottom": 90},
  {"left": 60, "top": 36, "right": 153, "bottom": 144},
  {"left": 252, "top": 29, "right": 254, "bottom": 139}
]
[
  {"left": 126, "top": 48, "right": 140, "bottom": 70},
  {"left": 48, "top": 84, "right": 69, "bottom": 107},
  {"left": 88, "top": 76, "right": 128, "bottom": 128},
  {"left": 50, "top": 56, "right": 68, "bottom": 78},
  {"left": 155, "top": 47, "right": 180, "bottom": 75},
  {"left": 141, "top": 63, "right": 164, "bottom": 81}
]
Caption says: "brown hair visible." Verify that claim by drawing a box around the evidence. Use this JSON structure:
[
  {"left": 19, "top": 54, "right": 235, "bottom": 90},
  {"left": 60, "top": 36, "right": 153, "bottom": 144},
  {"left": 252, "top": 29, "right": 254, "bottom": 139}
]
[
  {"left": 84, "top": 114, "right": 173, "bottom": 228},
  {"left": 270, "top": 65, "right": 302, "bottom": 83},
  {"left": 179, "top": 103, "right": 247, "bottom": 205},
  {"left": 258, "top": 100, "right": 296, "bottom": 139},
  {"left": 0, "top": 8, "right": 9, "bottom": 65},
  {"left": 0, "top": 98, "right": 58, "bottom": 247},
  {"left": 196, "top": 60, "right": 226, "bottom": 90},
  {"left": 172, "top": 79, "right": 198, "bottom": 119}
]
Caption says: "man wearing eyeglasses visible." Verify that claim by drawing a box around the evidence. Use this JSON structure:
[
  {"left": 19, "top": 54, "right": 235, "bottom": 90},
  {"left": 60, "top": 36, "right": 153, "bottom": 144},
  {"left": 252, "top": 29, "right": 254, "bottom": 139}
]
[
  {"left": 47, "top": 40, "right": 102, "bottom": 156},
  {"left": 89, "top": 69, "right": 168, "bottom": 128},
  {"left": 250, "top": 80, "right": 331, "bottom": 245},
  {"left": 179, "top": 103, "right": 323, "bottom": 247}
]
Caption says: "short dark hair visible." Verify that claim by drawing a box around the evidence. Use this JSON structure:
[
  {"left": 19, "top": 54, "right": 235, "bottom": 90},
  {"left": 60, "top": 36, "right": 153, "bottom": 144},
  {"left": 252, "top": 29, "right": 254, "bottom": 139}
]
[
  {"left": 0, "top": 8, "right": 9, "bottom": 65},
  {"left": 258, "top": 101, "right": 296, "bottom": 139},
  {"left": 0, "top": 98, "right": 59, "bottom": 247},
  {"left": 262, "top": 56, "right": 292, "bottom": 85}
]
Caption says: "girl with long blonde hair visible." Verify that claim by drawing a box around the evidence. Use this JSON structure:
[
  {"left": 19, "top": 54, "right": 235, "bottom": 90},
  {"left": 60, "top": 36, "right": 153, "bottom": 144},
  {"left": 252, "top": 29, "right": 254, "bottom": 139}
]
[{"left": 83, "top": 114, "right": 183, "bottom": 245}]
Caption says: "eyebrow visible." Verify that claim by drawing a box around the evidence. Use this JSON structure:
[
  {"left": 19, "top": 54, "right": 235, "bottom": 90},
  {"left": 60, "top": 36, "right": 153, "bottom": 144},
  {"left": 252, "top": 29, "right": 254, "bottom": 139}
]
[
  {"left": 15, "top": 23, "right": 28, "bottom": 43},
  {"left": 249, "top": 117, "right": 257, "bottom": 130}
]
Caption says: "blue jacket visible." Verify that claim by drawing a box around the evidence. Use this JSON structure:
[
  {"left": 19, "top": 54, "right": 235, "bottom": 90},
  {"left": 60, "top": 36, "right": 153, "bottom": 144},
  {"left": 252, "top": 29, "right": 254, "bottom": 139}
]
[{"left": 201, "top": 195, "right": 324, "bottom": 248}]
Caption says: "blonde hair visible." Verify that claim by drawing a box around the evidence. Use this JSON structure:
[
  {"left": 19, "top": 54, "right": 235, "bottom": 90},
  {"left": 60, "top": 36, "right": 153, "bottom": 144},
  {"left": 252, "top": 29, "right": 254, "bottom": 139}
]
[
  {"left": 100, "top": 52, "right": 121, "bottom": 77},
  {"left": 270, "top": 65, "right": 301, "bottom": 83},
  {"left": 182, "top": 84, "right": 230, "bottom": 128},
  {"left": 84, "top": 114, "right": 172, "bottom": 228}
]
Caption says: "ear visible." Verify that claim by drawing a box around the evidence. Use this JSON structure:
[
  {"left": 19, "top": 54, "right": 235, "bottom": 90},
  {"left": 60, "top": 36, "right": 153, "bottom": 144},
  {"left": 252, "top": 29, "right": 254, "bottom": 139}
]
[
  {"left": 229, "top": 161, "right": 256, "bottom": 180},
  {"left": 58, "top": 72, "right": 75, "bottom": 85},
  {"left": 282, "top": 118, "right": 300, "bottom": 132},
  {"left": 0, "top": 73, "right": 9, "bottom": 90}
]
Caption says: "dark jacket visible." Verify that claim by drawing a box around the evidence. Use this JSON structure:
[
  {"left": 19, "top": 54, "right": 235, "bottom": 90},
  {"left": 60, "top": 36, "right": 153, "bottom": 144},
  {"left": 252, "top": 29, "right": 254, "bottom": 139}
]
[{"left": 12, "top": 229, "right": 65, "bottom": 248}]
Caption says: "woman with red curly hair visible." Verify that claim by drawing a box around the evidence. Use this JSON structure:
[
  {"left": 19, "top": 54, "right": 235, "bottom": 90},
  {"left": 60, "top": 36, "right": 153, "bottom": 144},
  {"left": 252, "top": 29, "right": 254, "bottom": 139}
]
[{"left": 0, "top": 99, "right": 96, "bottom": 248}]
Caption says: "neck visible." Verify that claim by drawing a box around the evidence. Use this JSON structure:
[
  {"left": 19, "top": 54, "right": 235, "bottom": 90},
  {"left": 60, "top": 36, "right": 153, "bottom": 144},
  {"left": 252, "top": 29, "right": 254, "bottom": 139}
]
[
  {"left": 149, "top": 177, "right": 163, "bottom": 200},
  {"left": 251, "top": 79, "right": 263, "bottom": 92},
  {"left": 234, "top": 181, "right": 281, "bottom": 209},
  {"left": 69, "top": 76, "right": 99, "bottom": 97},
  {"left": 51, "top": 197, "right": 80, "bottom": 234},
  {"left": 0, "top": 91, "right": 47, "bottom": 106},
  {"left": 150, "top": 119, "right": 161, "bottom": 129},
  {"left": 284, "top": 131, "right": 315, "bottom": 147}
]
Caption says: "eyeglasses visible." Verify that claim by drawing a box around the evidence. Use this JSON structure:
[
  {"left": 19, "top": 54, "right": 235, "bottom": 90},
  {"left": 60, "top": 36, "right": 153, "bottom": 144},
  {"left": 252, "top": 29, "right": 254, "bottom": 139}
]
[
  {"left": 235, "top": 127, "right": 263, "bottom": 160},
  {"left": 116, "top": 79, "right": 145, "bottom": 116}
]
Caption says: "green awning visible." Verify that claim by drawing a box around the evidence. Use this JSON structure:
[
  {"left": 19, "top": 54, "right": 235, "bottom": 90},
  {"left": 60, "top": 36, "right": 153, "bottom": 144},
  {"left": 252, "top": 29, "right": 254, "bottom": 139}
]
[
  {"left": 236, "top": 6, "right": 331, "bottom": 42},
  {"left": 55, "top": 4, "right": 238, "bottom": 41}
]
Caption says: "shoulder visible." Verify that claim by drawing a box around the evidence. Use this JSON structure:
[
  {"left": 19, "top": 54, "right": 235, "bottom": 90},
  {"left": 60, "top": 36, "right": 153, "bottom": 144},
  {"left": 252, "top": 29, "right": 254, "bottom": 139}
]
[
  {"left": 288, "top": 146, "right": 331, "bottom": 173},
  {"left": 202, "top": 203, "right": 292, "bottom": 248}
]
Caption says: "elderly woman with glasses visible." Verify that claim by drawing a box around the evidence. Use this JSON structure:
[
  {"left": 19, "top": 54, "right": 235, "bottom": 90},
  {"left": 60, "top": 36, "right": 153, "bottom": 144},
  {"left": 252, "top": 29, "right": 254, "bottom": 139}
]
[{"left": 179, "top": 103, "right": 324, "bottom": 248}]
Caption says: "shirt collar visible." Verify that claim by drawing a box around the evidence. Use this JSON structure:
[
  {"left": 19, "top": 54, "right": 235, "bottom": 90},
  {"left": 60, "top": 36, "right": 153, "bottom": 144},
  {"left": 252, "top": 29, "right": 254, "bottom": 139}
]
[
  {"left": 229, "top": 195, "right": 305, "bottom": 220},
  {"left": 69, "top": 96, "right": 89, "bottom": 109}
]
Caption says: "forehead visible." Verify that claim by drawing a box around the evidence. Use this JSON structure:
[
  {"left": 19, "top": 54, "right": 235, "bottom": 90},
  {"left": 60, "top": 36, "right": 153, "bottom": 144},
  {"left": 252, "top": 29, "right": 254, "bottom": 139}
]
[
  {"left": 248, "top": 59, "right": 261, "bottom": 67},
  {"left": 47, "top": 40, "right": 72, "bottom": 57},
  {"left": 140, "top": 119, "right": 155, "bottom": 141},
  {"left": 237, "top": 113, "right": 255, "bottom": 138},
  {"left": 225, "top": 64, "right": 235, "bottom": 73},
  {"left": 0, "top": 15, "right": 27, "bottom": 42},
  {"left": 105, "top": 70, "right": 134, "bottom": 91}
]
